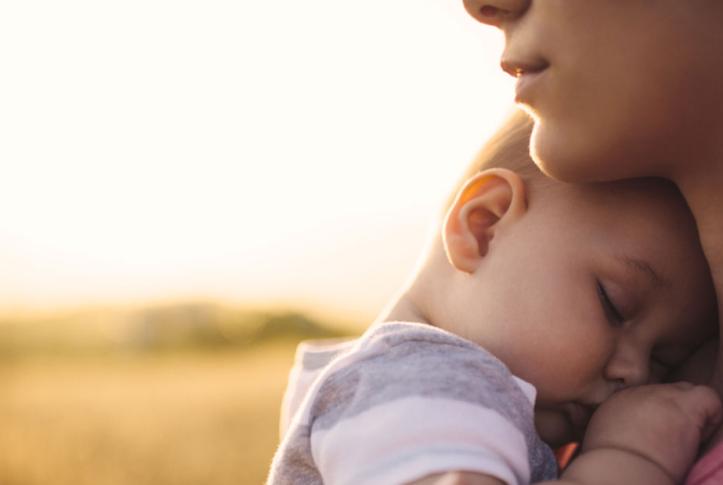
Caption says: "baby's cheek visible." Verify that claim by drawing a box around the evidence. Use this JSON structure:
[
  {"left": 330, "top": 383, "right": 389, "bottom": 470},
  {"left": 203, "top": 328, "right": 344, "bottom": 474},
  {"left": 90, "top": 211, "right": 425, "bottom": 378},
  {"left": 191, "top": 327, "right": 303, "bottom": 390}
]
[
  {"left": 535, "top": 359, "right": 606, "bottom": 406},
  {"left": 551, "top": 345, "right": 607, "bottom": 387}
]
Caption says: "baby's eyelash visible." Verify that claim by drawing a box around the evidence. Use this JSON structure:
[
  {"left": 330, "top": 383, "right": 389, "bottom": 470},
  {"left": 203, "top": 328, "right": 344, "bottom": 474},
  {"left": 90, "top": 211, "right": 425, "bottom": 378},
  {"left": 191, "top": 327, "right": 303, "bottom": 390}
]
[
  {"left": 650, "top": 354, "right": 676, "bottom": 379},
  {"left": 597, "top": 281, "right": 624, "bottom": 326},
  {"left": 650, "top": 353, "right": 667, "bottom": 367}
]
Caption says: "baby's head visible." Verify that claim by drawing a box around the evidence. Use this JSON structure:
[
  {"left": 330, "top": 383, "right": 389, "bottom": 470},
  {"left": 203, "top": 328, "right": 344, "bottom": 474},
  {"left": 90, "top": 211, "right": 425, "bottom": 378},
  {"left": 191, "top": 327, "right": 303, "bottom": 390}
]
[
  {"left": 462, "top": 0, "right": 723, "bottom": 184},
  {"left": 410, "top": 111, "right": 717, "bottom": 446}
]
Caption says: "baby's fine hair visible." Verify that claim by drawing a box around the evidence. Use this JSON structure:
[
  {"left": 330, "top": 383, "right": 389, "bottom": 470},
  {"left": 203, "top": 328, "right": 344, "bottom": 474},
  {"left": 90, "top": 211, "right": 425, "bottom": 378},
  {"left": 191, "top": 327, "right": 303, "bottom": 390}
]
[
  {"left": 443, "top": 110, "right": 546, "bottom": 214},
  {"left": 444, "top": 110, "right": 682, "bottom": 218}
]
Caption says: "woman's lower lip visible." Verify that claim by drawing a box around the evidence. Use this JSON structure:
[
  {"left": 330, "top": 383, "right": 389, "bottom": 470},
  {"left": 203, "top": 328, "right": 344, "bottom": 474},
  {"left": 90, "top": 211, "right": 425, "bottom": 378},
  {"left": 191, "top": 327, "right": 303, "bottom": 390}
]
[{"left": 514, "top": 70, "right": 546, "bottom": 103}]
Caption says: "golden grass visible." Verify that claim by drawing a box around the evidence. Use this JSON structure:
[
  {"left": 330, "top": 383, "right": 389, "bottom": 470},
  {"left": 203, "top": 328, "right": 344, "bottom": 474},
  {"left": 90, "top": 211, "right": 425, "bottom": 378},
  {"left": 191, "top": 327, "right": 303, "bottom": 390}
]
[{"left": 0, "top": 344, "right": 297, "bottom": 485}]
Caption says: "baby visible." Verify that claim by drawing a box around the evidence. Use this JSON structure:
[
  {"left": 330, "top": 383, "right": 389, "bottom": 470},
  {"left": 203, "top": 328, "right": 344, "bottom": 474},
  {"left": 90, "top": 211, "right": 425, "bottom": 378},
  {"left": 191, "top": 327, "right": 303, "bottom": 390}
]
[{"left": 267, "top": 112, "right": 720, "bottom": 485}]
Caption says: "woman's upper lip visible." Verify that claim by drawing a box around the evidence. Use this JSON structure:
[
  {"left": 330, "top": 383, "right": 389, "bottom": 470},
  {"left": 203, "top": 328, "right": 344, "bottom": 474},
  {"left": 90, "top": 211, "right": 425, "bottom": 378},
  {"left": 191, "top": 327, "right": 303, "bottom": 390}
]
[{"left": 500, "top": 58, "right": 549, "bottom": 78}]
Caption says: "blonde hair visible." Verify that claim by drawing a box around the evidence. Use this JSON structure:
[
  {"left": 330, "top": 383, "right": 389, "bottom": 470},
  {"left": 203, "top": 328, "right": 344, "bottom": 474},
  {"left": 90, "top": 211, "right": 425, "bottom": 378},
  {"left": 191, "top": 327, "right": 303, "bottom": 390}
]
[
  {"left": 443, "top": 110, "right": 686, "bottom": 221},
  {"left": 443, "top": 109, "right": 547, "bottom": 213}
]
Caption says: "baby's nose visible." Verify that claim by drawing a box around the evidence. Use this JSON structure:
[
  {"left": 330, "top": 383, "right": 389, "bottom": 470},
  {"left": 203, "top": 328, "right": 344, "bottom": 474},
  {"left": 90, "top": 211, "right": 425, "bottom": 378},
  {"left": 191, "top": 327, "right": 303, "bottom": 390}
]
[
  {"left": 462, "top": 0, "right": 530, "bottom": 27},
  {"left": 604, "top": 345, "right": 651, "bottom": 388}
]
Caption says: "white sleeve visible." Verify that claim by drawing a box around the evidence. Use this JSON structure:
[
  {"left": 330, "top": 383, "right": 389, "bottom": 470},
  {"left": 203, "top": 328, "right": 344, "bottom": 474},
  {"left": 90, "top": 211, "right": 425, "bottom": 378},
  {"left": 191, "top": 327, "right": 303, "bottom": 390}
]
[
  {"left": 311, "top": 396, "right": 530, "bottom": 485},
  {"left": 279, "top": 339, "right": 356, "bottom": 438}
]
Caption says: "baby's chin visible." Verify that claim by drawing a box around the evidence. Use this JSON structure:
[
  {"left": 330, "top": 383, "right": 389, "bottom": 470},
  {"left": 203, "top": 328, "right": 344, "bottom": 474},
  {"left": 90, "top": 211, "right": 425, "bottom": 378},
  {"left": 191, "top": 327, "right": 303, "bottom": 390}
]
[{"left": 534, "top": 407, "right": 582, "bottom": 449}]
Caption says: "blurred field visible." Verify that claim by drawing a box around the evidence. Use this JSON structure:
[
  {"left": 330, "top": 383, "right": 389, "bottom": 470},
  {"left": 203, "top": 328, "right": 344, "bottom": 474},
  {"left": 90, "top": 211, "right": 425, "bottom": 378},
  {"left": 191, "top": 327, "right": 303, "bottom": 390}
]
[{"left": 0, "top": 303, "right": 361, "bottom": 485}]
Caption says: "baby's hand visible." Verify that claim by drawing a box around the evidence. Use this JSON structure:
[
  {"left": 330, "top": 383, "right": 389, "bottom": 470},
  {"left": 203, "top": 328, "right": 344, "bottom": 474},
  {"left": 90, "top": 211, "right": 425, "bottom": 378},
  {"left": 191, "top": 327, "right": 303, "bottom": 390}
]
[{"left": 583, "top": 383, "right": 722, "bottom": 483}]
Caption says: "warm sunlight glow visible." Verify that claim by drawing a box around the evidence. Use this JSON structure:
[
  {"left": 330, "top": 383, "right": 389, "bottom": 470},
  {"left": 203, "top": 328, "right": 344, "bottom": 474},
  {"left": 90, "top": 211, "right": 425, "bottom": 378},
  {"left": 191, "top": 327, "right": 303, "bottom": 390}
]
[{"left": 1, "top": 0, "right": 513, "bottom": 320}]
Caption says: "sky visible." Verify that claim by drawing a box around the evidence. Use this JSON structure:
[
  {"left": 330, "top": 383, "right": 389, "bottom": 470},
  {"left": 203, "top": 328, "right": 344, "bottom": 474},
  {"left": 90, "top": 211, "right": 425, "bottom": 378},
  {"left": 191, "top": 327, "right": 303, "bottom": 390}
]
[{"left": 0, "top": 0, "right": 514, "bottom": 321}]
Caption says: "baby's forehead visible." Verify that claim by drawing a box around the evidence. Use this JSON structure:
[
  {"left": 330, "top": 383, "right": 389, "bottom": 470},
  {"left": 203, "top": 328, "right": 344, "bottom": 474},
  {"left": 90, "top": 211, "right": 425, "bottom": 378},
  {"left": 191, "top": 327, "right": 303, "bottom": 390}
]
[{"left": 543, "top": 176, "right": 703, "bottom": 263}]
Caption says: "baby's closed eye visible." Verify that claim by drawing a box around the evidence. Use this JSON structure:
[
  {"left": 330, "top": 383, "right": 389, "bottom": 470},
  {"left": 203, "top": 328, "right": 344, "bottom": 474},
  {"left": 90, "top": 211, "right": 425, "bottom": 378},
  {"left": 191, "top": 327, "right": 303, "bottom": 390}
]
[{"left": 663, "top": 341, "right": 717, "bottom": 385}]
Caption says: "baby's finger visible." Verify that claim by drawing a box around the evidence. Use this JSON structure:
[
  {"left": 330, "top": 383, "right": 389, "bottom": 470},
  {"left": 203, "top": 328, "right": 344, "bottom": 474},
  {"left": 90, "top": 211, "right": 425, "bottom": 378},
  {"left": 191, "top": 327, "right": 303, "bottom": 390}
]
[{"left": 677, "top": 384, "right": 722, "bottom": 441}]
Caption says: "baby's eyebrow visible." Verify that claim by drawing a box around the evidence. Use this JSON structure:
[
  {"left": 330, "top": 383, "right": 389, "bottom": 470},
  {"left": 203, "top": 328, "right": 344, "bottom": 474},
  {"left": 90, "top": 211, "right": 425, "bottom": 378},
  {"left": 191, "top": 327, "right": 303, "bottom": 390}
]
[{"left": 617, "top": 255, "right": 667, "bottom": 289}]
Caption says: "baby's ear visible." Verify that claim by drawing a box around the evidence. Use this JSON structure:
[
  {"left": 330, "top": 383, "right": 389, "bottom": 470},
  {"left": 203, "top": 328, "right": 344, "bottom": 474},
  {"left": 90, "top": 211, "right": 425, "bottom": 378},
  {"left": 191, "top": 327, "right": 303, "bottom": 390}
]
[{"left": 443, "top": 168, "right": 527, "bottom": 273}]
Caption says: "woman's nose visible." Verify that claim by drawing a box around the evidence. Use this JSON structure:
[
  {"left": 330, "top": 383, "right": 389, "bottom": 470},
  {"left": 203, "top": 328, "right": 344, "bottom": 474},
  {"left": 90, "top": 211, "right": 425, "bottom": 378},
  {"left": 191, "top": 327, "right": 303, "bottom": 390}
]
[{"left": 462, "top": 0, "right": 530, "bottom": 28}]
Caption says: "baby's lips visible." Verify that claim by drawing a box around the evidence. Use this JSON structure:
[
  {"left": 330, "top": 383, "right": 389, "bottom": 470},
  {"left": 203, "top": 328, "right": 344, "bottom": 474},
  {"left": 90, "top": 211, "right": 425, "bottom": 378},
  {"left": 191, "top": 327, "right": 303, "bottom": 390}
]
[{"left": 565, "top": 402, "right": 595, "bottom": 432}]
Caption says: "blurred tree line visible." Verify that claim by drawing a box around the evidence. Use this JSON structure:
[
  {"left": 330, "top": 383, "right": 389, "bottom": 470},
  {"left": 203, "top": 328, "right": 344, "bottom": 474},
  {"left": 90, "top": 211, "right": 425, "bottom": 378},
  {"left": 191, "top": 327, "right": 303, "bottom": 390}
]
[{"left": 0, "top": 303, "right": 355, "bottom": 359}]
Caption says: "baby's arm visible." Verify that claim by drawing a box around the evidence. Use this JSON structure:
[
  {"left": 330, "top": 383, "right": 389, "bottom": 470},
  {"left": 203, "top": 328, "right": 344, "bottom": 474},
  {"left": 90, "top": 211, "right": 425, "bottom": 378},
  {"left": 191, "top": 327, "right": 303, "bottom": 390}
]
[
  {"left": 409, "top": 472, "right": 504, "bottom": 484},
  {"left": 552, "top": 383, "right": 721, "bottom": 484},
  {"left": 411, "top": 383, "right": 721, "bottom": 485}
]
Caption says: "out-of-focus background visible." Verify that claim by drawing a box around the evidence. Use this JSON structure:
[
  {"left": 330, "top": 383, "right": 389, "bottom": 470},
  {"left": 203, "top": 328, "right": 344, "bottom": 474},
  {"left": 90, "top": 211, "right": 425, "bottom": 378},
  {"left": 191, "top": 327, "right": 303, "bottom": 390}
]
[{"left": 1, "top": 1, "right": 512, "bottom": 483}]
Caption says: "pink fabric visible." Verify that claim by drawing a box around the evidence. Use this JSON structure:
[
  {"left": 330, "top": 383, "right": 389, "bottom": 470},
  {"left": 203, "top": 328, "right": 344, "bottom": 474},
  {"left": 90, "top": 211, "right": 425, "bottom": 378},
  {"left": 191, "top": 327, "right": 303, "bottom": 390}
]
[{"left": 687, "top": 441, "right": 723, "bottom": 485}]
